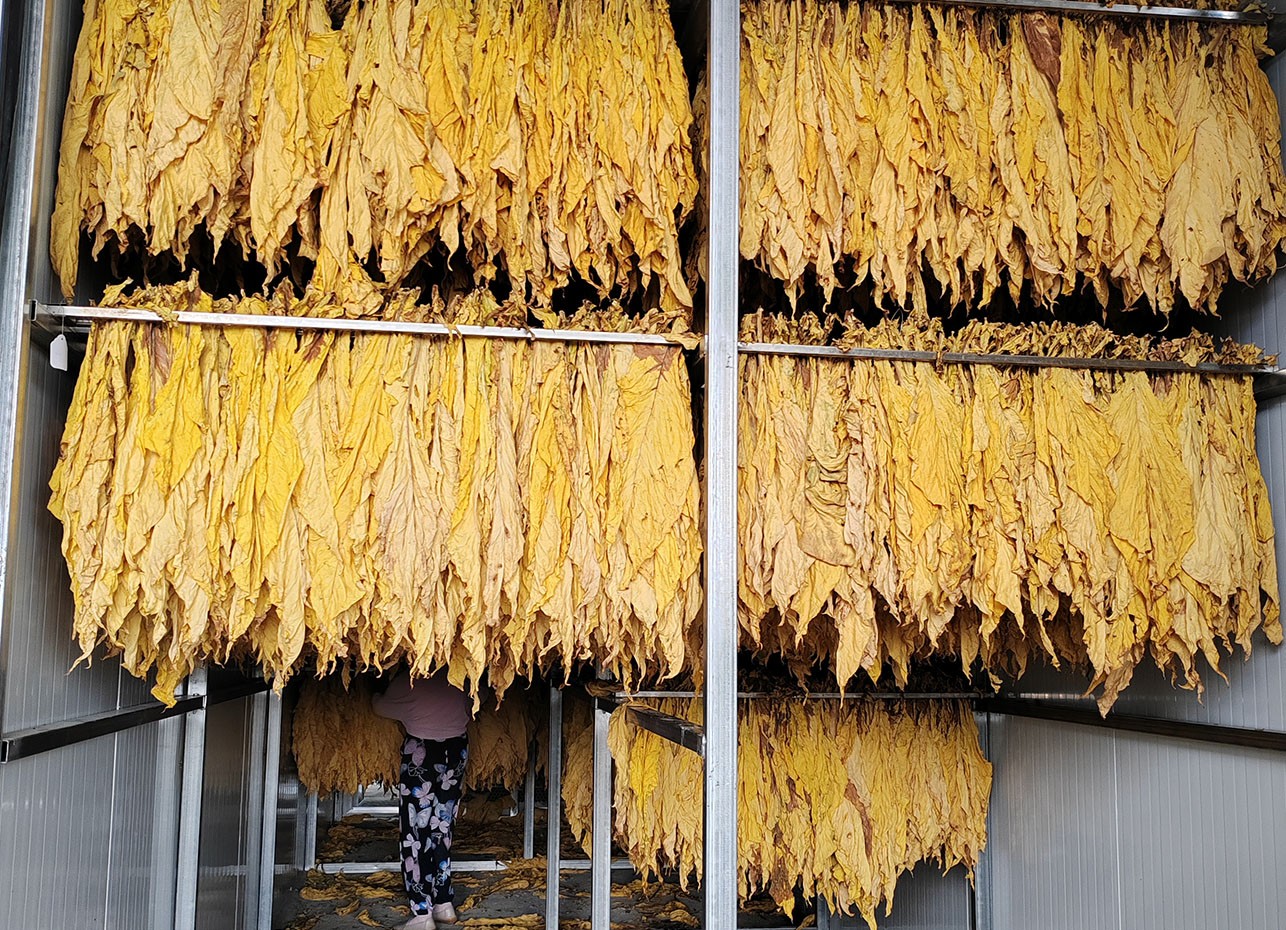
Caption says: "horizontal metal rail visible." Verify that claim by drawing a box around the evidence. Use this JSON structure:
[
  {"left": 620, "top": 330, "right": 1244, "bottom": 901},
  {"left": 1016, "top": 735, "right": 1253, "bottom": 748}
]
[
  {"left": 0, "top": 696, "right": 202, "bottom": 763},
  {"left": 596, "top": 688, "right": 983, "bottom": 701},
  {"left": 558, "top": 858, "right": 636, "bottom": 871},
  {"left": 318, "top": 857, "right": 636, "bottom": 873},
  {"left": 208, "top": 678, "right": 272, "bottom": 706},
  {"left": 0, "top": 677, "right": 269, "bottom": 763},
  {"left": 740, "top": 341, "right": 1281, "bottom": 377},
  {"left": 320, "top": 858, "right": 512, "bottom": 874},
  {"left": 626, "top": 705, "right": 707, "bottom": 756},
  {"left": 979, "top": 697, "right": 1286, "bottom": 752},
  {"left": 885, "top": 0, "right": 1267, "bottom": 25},
  {"left": 34, "top": 302, "right": 695, "bottom": 348}
]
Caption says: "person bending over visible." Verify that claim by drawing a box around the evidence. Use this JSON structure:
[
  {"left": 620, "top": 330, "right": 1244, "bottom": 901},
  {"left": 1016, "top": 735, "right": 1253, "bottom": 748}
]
[{"left": 372, "top": 669, "right": 471, "bottom": 930}]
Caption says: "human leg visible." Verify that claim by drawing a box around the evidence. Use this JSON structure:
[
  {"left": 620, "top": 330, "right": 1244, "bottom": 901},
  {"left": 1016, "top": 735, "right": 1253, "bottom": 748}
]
[
  {"left": 416, "top": 735, "right": 469, "bottom": 916},
  {"left": 397, "top": 735, "right": 436, "bottom": 919}
]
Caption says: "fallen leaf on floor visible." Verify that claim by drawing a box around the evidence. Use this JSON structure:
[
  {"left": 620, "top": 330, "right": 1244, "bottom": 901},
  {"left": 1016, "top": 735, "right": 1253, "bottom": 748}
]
[
  {"left": 461, "top": 916, "right": 543, "bottom": 928},
  {"left": 357, "top": 908, "right": 383, "bottom": 927},
  {"left": 654, "top": 903, "right": 698, "bottom": 927}
]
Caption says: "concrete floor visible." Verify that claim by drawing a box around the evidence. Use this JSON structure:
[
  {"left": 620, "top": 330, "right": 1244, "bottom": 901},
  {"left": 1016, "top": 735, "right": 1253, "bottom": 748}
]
[{"left": 277, "top": 795, "right": 803, "bottom": 930}]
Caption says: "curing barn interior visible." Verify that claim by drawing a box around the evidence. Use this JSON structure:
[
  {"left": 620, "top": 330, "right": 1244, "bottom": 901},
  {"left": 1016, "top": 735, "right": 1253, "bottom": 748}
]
[{"left": 2, "top": 0, "right": 1286, "bottom": 928}]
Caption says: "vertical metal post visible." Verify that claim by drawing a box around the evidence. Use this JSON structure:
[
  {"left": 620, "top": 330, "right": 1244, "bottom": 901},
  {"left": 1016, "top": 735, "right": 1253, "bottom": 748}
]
[
  {"left": 590, "top": 700, "right": 612, "bottom": 930},
  {"left": 704, "top": 0, "right": 740, "bottom": 927},
  {"left": 303, "top": 792, "right": 319, "bottom": 870},
  {"left": 523, "top": 739, "right": 537, "bottom": 860},
  {"left": 173, "top": 668, "right": 209, "bottom": 930},
  {"left": 817, "top": 898, "right": 833, "bottom": 930},
  {"left": 545, "top": 687, "right": 564, "bottom": 930},
  {"left": 242, "top": 692, "right": 269, "bottom": 930},
  {"left": 972, "top": 712, "right": 994, "bottom": 930},
  {"left": 257, "top": 692, "right": 283, "bottom": 930},
  {"left": 0, "top": 0, "right": 44, "bottom": 719}
]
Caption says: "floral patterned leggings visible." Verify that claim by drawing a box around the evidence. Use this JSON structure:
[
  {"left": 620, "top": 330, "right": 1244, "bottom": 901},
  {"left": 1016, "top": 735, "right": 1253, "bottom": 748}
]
[{"left": 398, "top": 734, "right": 469, "bottom": 913}]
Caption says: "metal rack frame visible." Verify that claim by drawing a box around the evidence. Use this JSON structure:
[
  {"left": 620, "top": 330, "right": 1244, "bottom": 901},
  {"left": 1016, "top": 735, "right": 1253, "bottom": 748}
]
[
  {"left": 557, "top": 683, "right": 1286, "bottom": 930},
  {"left": 2, "top": 0, "right": 1279, "bottom": 928},
  {"left": 740, "top": 341, "right": 1283, "bottom": 378},
  {"left": 32, "top": 302, "right": 693, "bottom": 348},
  {"left": 36, "top": 299, "right": 1284, "bottom": 382},
  {"left": 883, "top": 0, "right": 1268, "bottom": 25}
]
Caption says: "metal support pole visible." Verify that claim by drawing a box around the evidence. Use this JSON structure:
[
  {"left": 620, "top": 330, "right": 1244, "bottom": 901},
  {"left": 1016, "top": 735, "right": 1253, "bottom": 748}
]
[
  {"left": 972, "top": 712, "right": 994, "bottom": 930},
  {"left": 33, "top": 302, "right": 694, "bottom": 348},
  {"left": 257, "top": 692, "right": 283, "bottom": 930},
  {"left": 0, "top": 0, "right": 46, "bottom": 720},
  {"left": 173, "top": 668, "right": 209, "bottom": 930},
  {"left": 523, "top": 740, "right": 537, "bottom": 860},
  {"left": 883, "top": 0, "right": 1266, "bottom": 24},
  {"left": 303, "top": 793, "right": 319, "bottom": 870},
  {"left": 545, "top": 687, "right": 564, "bottom": 930},
  {"left": 242, "top": 692, "right": 269, "bottom": 930},
  {"left": 591, "top": 700, "right": 613, "bottom": 930},
  {"left": 704, "top": 0, "right": 740, "bottom": 927},
  {"left": 738, "top": 341, "right": 1276, "bottom": 378},
  {"left": 817, "top": 899, "right": 834, "bottom": 930}
]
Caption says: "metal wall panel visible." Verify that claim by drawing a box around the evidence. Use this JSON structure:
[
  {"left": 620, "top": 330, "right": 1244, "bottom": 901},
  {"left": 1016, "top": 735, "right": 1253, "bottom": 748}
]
[
  {"left": 984, "top": 716, "right": 1121, "bottom": 930},
  {"left": 1, "top": 339, "right": 129, "bottom": 732},
  {"left": 821, "top": 868, "right": 970, "bottom": 930},
  {"left": 986, "top": 716, "right": 1286, "bottom": 930},
  {"left": 107, "top": 716, "right": 184, "bottom": 930},
  {"left": 196, "top": 696, "right": 258, "bottom": 930},
  {"left": 0, "top": 718, "right": 180, "bottom": 929},
  {"left": 1115, "top": 735, "right": 1286, "bottom": 930},
  {"left": 878, "top": 867, "right": 971, "bottom": 930},
  {"left": 0, "top": 735, "right": 115, "bottom": 927}
]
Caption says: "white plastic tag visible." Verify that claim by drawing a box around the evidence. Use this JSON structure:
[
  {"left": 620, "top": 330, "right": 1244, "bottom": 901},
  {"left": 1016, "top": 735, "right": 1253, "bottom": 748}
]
[{"left": 50, "top": 334, "right": 68, "bottom": 372}]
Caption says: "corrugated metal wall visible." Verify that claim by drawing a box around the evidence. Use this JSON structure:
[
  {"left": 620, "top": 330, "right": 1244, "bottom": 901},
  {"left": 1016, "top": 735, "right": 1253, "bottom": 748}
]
[
  {"left": 820, "top": 867, "right": 972, "bottom": 929},
  {"left": 881, "top": 868, "right": 971, "bottom": 930},
  {"left": 983, "top": 716, "right": 1286, "bottom": 930},
  {"left": 198, "top": 695, "right": 265, "bottom": 930},
  {"left": 273, "top": 693, "right": 309, "bottom": 925}
]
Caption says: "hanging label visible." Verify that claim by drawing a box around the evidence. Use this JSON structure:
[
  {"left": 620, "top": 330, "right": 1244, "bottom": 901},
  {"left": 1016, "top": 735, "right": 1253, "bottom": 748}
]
[{"left": 50, "top": 334, "right": 68, "bottom": 372}]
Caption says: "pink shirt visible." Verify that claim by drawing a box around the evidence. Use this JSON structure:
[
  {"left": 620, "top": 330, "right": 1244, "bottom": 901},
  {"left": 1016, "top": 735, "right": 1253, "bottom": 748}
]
[{"left": 371, "top": 671, "right": 471, "bottom": 741}]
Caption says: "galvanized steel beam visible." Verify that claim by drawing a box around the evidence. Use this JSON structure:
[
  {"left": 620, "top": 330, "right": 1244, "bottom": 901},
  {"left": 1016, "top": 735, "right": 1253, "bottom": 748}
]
[
  {"left": 523, "top": 744, "right": 537, "bottom": 861},
  {"left": 705, "top": 0, "right": 740, "bottom": 926},
  {"left": 33, "top": 302, "right": 696, "bottom": 348},
  {"left": 590, "top": 699, "right": 613, "bottom": 930},
  {"left": 173, "top": 668, "right": 209, "bottom": 930},
  {"left": 257, "top": 693, "right": 283, "bottom": 930},
  {"left": 886, "top": 0, "right": 1267, "bottom": 25},
  {"left": 740, "top": 341, "right": 1280, "bottom": 378},
  {"left": 0, "top": 0, "right": 44, "bottom": 727},
  {"left": 545, "top": 687, "right": 564, "bottom": 930},
  {"left": 625, "top": 705, "right": 707, "bottom": 756}
]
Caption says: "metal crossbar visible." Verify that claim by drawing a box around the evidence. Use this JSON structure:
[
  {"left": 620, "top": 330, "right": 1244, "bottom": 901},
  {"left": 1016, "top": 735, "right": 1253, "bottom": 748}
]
[
  {"left": 32, "top": 302, "right": 695, "bottom": 349},
  {"left": 740, "top": 341, "right": 1281, "bottom": 377},
  {"left": 882, "top": 0, "right": 1267, "bottom": 26}
]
